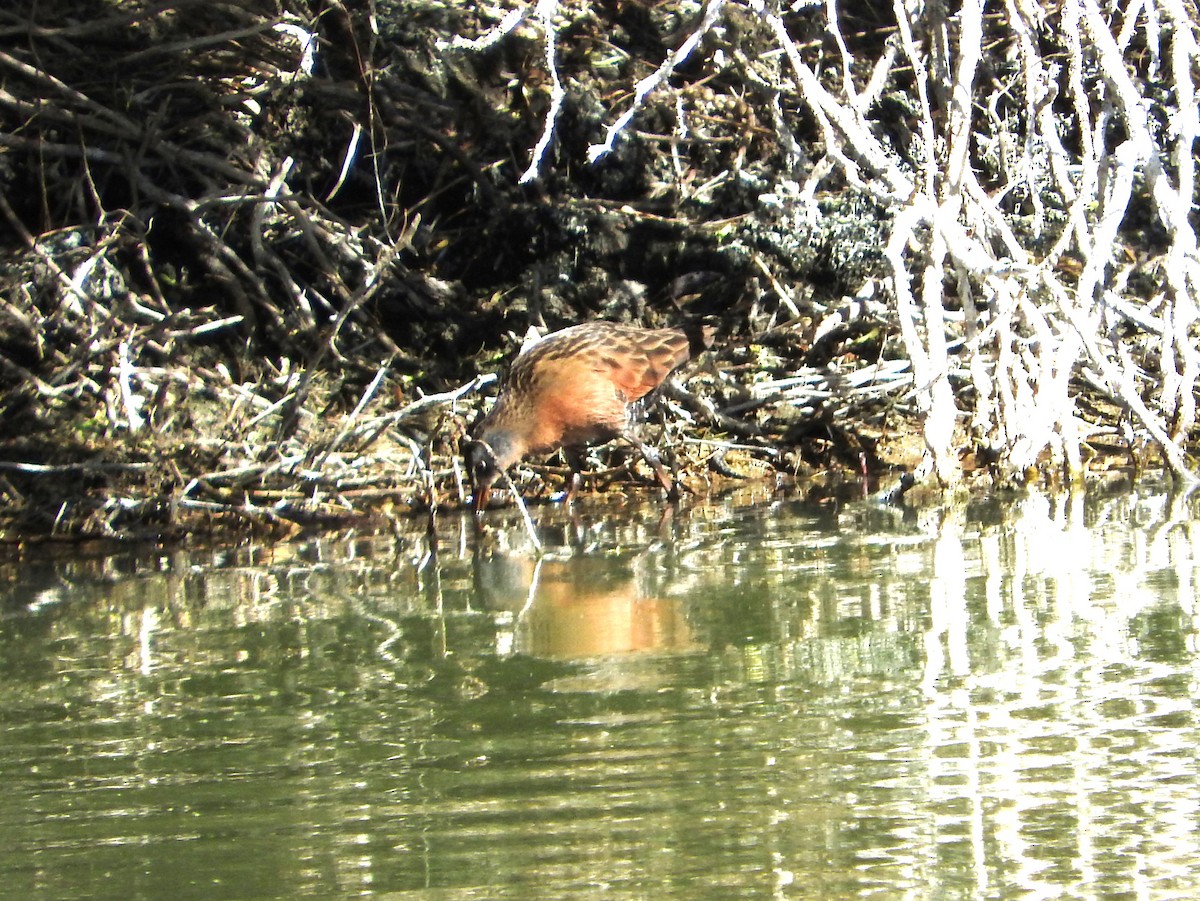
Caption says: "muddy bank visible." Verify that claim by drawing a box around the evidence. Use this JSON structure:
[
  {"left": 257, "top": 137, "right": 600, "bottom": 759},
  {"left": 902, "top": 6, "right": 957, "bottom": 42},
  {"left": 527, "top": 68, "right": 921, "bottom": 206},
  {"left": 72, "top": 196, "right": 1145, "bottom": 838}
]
[{"left": 0, "top": 1, "right": 1191, "bottom": 543}]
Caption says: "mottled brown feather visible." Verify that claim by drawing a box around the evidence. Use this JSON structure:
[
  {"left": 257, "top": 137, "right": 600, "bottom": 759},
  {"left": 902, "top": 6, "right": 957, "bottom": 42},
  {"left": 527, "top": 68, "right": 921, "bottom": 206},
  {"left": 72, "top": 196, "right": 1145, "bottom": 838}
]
[{"left": 466, "top": 321, "right": 709, "bottom": 510}]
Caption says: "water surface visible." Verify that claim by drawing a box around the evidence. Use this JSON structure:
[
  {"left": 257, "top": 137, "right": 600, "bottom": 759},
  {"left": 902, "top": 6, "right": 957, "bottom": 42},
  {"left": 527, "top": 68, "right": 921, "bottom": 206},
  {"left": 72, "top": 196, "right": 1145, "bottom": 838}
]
[{"left": 2, "top": 483, "right": 1198, "bottom": 899}]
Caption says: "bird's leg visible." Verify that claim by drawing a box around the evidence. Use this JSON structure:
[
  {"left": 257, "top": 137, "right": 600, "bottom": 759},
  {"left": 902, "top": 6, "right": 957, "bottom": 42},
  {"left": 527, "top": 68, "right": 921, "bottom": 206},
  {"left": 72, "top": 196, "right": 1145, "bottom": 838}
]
[
  {"left": 647, "top": 396, "right": 685, "bottom": 499},
  {"left": 628, "top": 435, "right": 676, "bottom": 498},
  {"left": 657, "top": 395, "right": 684, "bottom": 500},
  {"left": 562, "top": 446, "right": 587, "bottom": 504},
  {"left": 664, "top": 449, "right": 682, "bottom": 501}
]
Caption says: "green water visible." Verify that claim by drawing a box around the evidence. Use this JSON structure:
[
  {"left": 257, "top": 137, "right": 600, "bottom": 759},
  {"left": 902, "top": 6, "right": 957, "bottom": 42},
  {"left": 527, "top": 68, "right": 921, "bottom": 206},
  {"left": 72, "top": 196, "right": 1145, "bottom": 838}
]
[{"left": 1, "top": 485, "right": 1198, "bottom": 899}]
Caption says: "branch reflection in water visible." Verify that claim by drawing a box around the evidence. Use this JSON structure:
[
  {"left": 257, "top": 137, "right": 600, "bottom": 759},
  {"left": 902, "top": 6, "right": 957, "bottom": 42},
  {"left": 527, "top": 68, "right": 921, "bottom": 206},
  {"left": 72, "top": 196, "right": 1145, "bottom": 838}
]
[{"left": 2, "top": 481, "right": 1199, "bottom": 899}]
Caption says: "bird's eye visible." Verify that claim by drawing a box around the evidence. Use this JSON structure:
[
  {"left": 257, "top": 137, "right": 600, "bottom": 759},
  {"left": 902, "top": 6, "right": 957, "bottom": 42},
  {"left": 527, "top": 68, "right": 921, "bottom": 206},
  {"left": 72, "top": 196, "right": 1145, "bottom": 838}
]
[{"left": 466, "top": 445, "right": 495, "bottom": 480}]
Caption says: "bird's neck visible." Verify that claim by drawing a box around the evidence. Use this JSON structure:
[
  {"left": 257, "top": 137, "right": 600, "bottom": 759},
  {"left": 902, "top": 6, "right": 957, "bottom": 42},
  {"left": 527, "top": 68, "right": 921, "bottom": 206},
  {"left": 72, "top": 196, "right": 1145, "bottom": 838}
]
[{"left": 477, "top": 413, "right": 529, "bottom": 470}]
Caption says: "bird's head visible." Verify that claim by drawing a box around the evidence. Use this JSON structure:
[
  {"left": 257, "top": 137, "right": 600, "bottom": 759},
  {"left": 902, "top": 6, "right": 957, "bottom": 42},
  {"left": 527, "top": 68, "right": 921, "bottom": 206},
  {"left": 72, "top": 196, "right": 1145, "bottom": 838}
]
[{"left": 464, "top": 430, "right": 519, "bottom": 514}]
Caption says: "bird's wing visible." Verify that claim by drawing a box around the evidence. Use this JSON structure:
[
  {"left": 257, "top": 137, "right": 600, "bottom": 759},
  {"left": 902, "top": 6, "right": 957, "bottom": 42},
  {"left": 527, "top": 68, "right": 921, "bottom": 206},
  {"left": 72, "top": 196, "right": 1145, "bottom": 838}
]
[
  {"left": 506, "top": 325, "right": 691, "bottom": 407},
  {"left": 593, "top": 328, "right": 692, "bottom": 401}
]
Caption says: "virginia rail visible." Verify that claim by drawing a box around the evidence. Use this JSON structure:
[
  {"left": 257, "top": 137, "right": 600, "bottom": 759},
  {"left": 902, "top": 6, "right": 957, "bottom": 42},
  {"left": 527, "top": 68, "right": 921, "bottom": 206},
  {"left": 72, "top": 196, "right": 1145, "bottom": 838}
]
[{"left": 465, "top": 321, "right": 712, "bottom": 513}]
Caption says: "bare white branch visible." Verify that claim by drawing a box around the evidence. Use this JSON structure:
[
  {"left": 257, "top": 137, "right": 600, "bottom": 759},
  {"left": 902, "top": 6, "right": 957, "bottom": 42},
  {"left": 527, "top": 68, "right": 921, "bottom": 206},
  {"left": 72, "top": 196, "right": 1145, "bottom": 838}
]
[
  {"left": 441, "top": 5, "right": 530, "bottom": 52},
  {"left": 587, "top": 0, "right": 728, "bottom": 164},
  {"left": 519, "top": 0, "right": 568, "bottom": 184}
]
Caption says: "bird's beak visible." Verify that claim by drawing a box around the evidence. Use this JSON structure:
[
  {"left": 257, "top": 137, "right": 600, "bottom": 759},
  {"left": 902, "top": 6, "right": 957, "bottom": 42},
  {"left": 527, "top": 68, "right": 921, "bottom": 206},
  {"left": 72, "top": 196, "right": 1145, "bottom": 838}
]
[{"left": 472, "top": 484, "right": 492, "bottom": 515}]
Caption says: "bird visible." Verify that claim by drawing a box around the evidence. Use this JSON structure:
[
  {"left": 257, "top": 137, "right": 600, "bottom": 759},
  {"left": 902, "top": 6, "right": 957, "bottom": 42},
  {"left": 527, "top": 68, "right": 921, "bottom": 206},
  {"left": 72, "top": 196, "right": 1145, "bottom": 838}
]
[{"left": 465, "top": 320, "right": 712, "bottom": 514}]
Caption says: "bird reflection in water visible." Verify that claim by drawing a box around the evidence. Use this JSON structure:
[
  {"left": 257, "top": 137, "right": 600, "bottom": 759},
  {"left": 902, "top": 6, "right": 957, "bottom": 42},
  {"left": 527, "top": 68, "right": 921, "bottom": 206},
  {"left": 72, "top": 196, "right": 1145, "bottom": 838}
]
[{"left": 473, "top": 552, "right": 695, "bottom": 661}]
